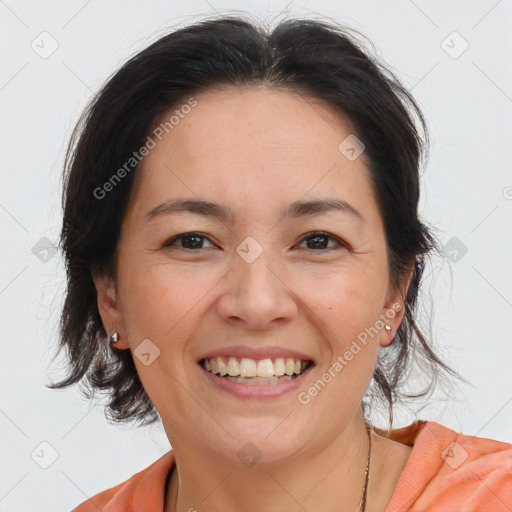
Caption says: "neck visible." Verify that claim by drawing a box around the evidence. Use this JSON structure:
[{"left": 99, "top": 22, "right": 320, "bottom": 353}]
[{"left": 165, "top": 409, "right": 373, "bottom": 512}]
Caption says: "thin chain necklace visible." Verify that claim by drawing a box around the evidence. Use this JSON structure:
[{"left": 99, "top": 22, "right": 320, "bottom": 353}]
[
  {"left": 358, "top": 421, "right": 372, "bottom": 512},
  {"left": 170, "top": 423, "right": 372, "bottom": 512}
]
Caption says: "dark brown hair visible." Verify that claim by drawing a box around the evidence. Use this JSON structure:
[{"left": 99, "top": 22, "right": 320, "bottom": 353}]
[{"left": 48, "top": 14, "right": 465, "bottom": 427}]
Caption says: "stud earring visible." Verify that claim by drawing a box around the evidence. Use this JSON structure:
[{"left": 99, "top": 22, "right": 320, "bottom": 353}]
[
  {"left": 111, "top": 332, "right": 119, "bottom": 344},
  {"left": 384, "top": 325, "right": 392, "bottom": 333}
]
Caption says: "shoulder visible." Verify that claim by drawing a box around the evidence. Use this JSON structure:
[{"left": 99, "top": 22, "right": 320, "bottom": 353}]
[
  {"left": 417, "top": 420, "right": 512, "bottom": 476},
  {"left": 384, "top": 420, "right": 512, "bottom": 511},
  {"left": 71, "top": 450, "right": 175, "bottom": 512}
]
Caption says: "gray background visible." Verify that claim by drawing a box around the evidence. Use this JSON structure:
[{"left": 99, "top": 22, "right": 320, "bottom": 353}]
[{"left": 1, "top": 1, "right": 511, "bottom": 510}]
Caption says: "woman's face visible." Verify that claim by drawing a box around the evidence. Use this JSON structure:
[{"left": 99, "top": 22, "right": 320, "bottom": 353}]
[{"left": 95, "top": 86, "right": 406, "bottom": 463}]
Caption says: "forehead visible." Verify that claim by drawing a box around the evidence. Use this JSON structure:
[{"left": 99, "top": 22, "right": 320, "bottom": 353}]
[
  {"left": 127, "top": 85, "right": 376, "bottom": 224},
  {"left": 162, "top": 85, "right": 355, "bottom": 157}
]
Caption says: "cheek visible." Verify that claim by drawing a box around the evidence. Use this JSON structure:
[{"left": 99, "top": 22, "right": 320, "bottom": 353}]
[
  {"left": 292, "top": 272, "right": 384, "bottom": 414},
  {"left": 293, "top": 263, "right": 387, "bottom": 345},
  {"left": 117, "top": 258, "right": 219, "bottom": 347},
  {"left": 116, "top": 259, "right": 218, "bottom": 408}
]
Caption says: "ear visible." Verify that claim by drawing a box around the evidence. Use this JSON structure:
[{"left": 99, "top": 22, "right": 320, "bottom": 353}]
[
  {"left": 91, "top": 267, "right": 130, "bottom": 350},
  {"left": 380, "top": 264, "right": 414, "bottom": 347}
]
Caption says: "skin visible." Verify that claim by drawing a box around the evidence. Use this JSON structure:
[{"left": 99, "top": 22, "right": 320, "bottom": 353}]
[{"left": 93, "top": 85, "right": 414, "bottom": 512}]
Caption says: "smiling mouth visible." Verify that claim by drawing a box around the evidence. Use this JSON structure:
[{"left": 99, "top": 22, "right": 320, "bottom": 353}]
[{"left": 200, "top": 356, "right": 312, "bottom": 385}]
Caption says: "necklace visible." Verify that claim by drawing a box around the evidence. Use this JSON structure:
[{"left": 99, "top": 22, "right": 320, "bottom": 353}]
[
  {"left": 170, "top": 422, "right": 372, "bottom": 512},
  {"left": 358, "top": 421, "right": 372, "bottom": 512}
]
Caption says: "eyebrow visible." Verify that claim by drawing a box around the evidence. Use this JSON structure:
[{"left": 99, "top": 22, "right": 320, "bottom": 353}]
[{"left": 144, "top": 197, "right": 364, "bottom": 223}]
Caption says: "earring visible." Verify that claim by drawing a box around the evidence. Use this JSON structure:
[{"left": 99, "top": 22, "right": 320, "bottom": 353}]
[
  {"left": 111, "top": 332, "right": 119, "bottom": 344},
  {"left": 384, "top": 325, "right": 392, "bottom": 333}
]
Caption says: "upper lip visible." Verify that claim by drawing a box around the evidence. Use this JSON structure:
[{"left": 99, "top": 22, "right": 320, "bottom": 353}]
[{"left": 197, "top": 346, "right": 315, "bottom": 364}]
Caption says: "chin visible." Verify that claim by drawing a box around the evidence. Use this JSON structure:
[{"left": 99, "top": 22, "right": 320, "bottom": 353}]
[{"left": 206, "top": 416, "right": 312, "bottom": 466}]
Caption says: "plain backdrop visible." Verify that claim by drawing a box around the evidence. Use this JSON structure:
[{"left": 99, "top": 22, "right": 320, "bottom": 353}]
[{"left": 1, "top": 1, "right": 511, "bottom": 510}]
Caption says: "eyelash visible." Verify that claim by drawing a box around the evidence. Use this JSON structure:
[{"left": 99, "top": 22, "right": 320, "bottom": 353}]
[{"left": 162, "top": 231, "right": 349, "bottom": 252}]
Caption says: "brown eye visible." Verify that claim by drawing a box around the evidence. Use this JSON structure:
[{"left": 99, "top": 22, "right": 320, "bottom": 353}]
[
  {"left": 297, "top": 232, "right": 347, "bottom": 251},
  {"left": 163, "top": 232, "right": 216, "bottom": 250}
]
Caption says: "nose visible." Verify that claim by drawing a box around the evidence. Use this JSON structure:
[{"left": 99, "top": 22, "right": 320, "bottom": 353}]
[{"left": 215, "top": 249, "right": 298, "bottom": 329}]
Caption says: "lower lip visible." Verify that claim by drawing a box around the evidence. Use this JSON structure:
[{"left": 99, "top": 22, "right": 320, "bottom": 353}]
[{"left": 198, "top": 363, "right": 315, "bottom": 399}]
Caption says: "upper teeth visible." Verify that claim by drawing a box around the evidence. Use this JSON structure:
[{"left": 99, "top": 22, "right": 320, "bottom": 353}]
[{"left": 203, "top": 357, "right": 309, "bottom": 377}]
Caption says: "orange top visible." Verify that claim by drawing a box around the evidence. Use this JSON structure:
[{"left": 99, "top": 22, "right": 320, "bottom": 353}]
[{"left": 72, "top": 420, "right": 512, "bottom": 511}]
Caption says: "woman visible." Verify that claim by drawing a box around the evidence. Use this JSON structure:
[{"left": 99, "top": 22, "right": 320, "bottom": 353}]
[{"left": 50, "top": 14, "right": 511, "bottom": 512}]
